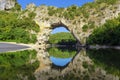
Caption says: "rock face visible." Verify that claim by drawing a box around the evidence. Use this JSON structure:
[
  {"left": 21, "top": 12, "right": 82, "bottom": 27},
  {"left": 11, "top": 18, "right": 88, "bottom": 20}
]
[
  {"left": 27, "top": 1, "right": 120, "bottom": 45},
  {"left": 0, "top": 0, "right": 15, "bottom": 10}
]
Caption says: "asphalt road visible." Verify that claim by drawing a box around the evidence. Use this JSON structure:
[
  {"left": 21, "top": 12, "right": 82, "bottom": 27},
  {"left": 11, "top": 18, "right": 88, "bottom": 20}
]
[{"left": 0, "top": 43, "right": 30, "bottom": 53}]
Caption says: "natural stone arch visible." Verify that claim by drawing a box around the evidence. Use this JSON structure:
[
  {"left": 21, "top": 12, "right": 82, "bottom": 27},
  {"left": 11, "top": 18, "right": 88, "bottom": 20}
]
[
  {"left": 50, "top": 21, "right": 81, "bottom": 45},
  {"left": 51, "top": 21, "right": 69, "bottom": 30},
  {"left": 35, "top": 20, "right": 83, "bottom": 50},
  {"left": 29, "top": 1, "right": 120, "bottom": 46}
]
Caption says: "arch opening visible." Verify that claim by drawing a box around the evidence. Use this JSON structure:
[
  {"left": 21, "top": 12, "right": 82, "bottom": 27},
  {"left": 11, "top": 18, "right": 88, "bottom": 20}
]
[
  {"left": 48, "top": 26, "right": 77, "bottom": 46},
  {"left": 50, "top": 22, "right": 81, "bottom": 45},
  {"left": 48, "top": 25, "right": 78, "bottom": 67}
]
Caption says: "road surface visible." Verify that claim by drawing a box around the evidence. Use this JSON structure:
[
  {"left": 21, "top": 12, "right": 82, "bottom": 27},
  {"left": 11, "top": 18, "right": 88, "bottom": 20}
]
[{"left": 0, "top": 42, "right": 31, "bottom": 53}]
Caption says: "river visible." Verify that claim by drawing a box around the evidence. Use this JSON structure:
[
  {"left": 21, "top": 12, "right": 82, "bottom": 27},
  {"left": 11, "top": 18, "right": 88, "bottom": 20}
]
[{"left": 0, "top": 46, "right": 120, "bottom": 80}]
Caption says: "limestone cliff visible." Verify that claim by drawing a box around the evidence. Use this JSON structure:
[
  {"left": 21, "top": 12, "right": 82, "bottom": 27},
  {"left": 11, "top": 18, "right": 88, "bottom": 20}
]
[
  {"left": 21, "top": 0, "right": 120, "bottom": 45},
  {"left": 0, "top": 0, "right": 16, "bottom": 10}
]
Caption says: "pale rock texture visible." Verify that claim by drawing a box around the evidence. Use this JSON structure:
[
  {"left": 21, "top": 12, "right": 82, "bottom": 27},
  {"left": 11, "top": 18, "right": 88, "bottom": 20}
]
[{"left": 0, "top": 0, "right": 15, "bottom": 10}]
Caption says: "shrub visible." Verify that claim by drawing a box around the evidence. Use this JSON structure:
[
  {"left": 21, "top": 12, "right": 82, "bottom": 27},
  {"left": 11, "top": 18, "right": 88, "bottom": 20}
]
[
  {"left": 82, "top": 25, "right": 89, "bottom": 32},
  {"left": 0, "top": 11, "right": 39, "bottom": 43}
]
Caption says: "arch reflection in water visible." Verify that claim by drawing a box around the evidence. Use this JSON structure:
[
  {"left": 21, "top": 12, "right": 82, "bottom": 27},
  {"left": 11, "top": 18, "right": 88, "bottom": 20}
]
[
  {"left": 47, "top": 47, "right": 77, "bottom": 67},
  {"left": 50, "top": 57, "right": 72, "bottom": 66},
  {"left": 35, "top": 48, "right": 120, "bottom": 80}
]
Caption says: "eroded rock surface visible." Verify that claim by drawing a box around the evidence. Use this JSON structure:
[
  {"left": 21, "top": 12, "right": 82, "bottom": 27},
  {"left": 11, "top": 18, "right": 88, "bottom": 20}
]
[{"left": 0, "top": 0, "right": 15, "bottom": 10}]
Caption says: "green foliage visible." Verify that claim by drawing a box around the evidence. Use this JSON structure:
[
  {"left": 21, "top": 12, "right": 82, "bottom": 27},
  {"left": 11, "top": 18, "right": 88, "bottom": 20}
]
[
  {"left": 48, "top": 2, "right": 107, "bottom": 20},
  {"left": 0, "top": 11, "right": 39, "bottom": 43},
  {"left": 81, "top": 8, "right": 89, "bottom": 19},
  {"left": 87, "top": 16, "right": 120, "bottom": 45},
  {"left": 82, "top": 61, "right": 88, "bottom": 68},
  {"left": 95, "top": 0, "right": 118, "bottom": 4},
  {"left": 0, "top": 50, "right": 39, "bottom": 80},
  {"left": 82, "top": 25, "right": 89, "bottom": 32},
  {"left": 48, "top": 47, "right": 76, "bottom": 58},
  {"left": 87, "top": 49, "right": 120, "bottom": 77},
  {"left": 82, "top": 22, "right": 95, "bottom": 32},
  {"left": 48, "top": 7, "right": 56, "bottom": 16},
  {"left": 48, "top": 5, "right": 80, "bottom": 20},
  {"left": 15, "top": 2, "right": 21, "bottom": 11},
  {"left": 48, "top": 32, "right": 77, "bottom": 45},
  {"left": 28, "top": 12, "right": 36, "bottom": 19},
  {"left": 11, "top": 2, "right": 21, "bottom": 11}
]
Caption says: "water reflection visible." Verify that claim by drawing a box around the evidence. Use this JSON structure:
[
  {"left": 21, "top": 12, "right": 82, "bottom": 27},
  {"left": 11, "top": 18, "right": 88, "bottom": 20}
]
[
  {"left": 0, "top": 50, "right": 39, "bottom": 80},
  {"left": 50, "top": 57, "right": 72, "bottom": 66},
  {"left": 48, "top": 47, "right": 77, "bottom": 66},
  {"left": 87, "top": 49, "right": 120, "bottom": 77},
  {"left": 0, "top": 47, "right": 120, "bottom": 80},
  {"left": 35, "top": 47, "right": 119, "bottom": 80}
]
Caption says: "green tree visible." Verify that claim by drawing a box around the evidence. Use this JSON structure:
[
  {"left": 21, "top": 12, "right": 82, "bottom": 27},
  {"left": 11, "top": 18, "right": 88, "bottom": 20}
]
[{"left": 87, "top": 16, "right": 120, "bottom": 45}]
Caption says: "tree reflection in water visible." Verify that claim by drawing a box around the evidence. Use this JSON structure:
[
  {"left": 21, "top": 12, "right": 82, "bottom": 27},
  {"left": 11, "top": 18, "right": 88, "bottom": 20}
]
[
  {"left": 87, "top": 49, "right": 120, "bottom": 77},
  {"left": 34, "top": 47, "right": 120, "bottom": 80}
]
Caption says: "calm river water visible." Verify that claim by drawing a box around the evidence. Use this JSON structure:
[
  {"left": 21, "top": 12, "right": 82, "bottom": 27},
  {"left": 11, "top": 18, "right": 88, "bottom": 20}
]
[{"left": 0, "top": 46, "right": 120, "bottom": 80}]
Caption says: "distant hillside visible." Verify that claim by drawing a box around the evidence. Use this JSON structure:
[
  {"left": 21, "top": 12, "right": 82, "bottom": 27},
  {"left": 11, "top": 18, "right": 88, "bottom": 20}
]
[{"left": 48, "top": 32, "right": 76, "bottom": 45}]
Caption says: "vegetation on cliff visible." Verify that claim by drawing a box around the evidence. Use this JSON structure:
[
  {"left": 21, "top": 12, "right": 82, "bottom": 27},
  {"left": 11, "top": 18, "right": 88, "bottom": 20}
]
[
  {"left": 87, "top": 15, "right": 120, "bottom": 45},
  {"left": 0, "top": 50, "right": 39, "bottom": 80},
  {"left": 48, "top": 5, "right": 89, "bottom": 20},
  {"left": 48, "top": 32, "right": 77, "bottom": 45},
  {"left": 47, "top": 0, "right": 118, "bottom": 20},
  {"left": 11, "top": 0, "right": 21, "bottom": 11},
  {"left": 0, "top": 11, "right": 39, "bottom": 43},
  {"left": 95, "top": 0, "right": 118, "bottom": 4}
]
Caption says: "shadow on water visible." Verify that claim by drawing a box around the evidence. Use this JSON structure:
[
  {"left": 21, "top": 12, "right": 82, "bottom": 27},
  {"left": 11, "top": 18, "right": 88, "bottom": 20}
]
[{"left": 86, "top": 48, "right": 120, "bottom": 76}]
